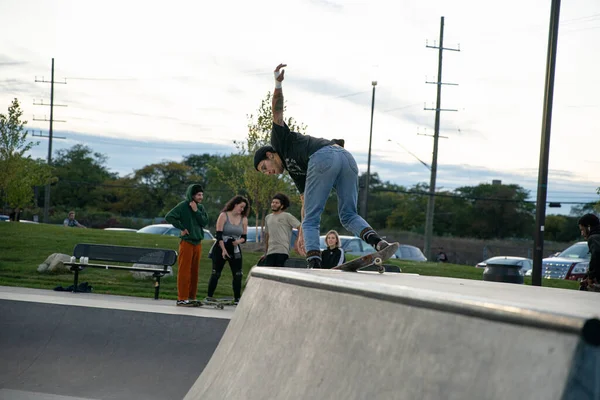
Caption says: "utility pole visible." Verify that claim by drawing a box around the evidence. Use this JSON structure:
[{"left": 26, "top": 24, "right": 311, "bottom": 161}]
[
  {"left": 34, "top": 58, "right": 67, "bottom": 223},
  {"left": 423, "top": 16, "right": 459, "bottom": 261},
  {"left": 361, "top": 81, "right": 377, "bottom": 218},
  {"left": 532, "top": 0, "right": 562, "bottom": 286}
]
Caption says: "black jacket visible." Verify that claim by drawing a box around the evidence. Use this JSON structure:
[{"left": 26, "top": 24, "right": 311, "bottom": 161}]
[
  {"left": 321, "top": 248, "right": 345, "bottom": 269},
  {"left": 587, "top": 227, "right": 600, "bottom": 281}
]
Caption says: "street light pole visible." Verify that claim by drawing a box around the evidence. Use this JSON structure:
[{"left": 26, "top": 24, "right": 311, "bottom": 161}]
[{"left": 361, "top": 81, "right": 377, "bottom": 218}]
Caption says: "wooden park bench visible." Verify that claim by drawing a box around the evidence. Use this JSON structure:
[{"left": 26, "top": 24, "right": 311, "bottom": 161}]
[{"left": 64, "top": 243, "right": 178, "bottom": 300}]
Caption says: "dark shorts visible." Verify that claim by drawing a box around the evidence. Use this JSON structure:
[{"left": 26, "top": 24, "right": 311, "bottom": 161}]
[{"left": 258, "top": 253, "right": 289, "bottom": 267}]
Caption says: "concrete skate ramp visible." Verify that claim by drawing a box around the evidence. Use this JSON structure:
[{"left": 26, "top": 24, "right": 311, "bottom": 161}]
[
  {"left": 186, "top": 267, "right": 600, "bottom": 400},
  {"left": 0, "top": 288, "right": 231, "bottom": 400}
]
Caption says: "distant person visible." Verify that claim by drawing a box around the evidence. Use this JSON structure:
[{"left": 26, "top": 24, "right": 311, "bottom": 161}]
[
  {"left": 577, "top": 213, "right": 600, "bottom": 292},
  {"left": 321, "top": 230, "right": 345, "bottom": 269},
  {"left": 9, "top": 207, "right": 20, "bottom": 222},
  {"left": 260, "top": 193, "right": 301, "bottom": 267},
  {"left": 254, "top": 64, "right": 391, "bottom": 269},
  {"left": 64, "top": 211, "right": 86, "bottom": 228},
  {"left": 206, "top": 196, "right": 249, "bottom": 305},
  {"left": 165, "top": 184, "right": 209, "bottom": 307},
  {"left": 436, "top": 248, "right": 448, "bottom": 263}
]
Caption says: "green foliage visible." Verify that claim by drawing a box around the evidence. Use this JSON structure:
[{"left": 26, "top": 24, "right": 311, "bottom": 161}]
[
  {"left": 212, "top": 92, "right": 306, "bottom": 228},
  {"left": 0, "top": 98, "right": 37, "bottom": 159},
  {"left": 50, "top": 144, "right": 116, "bottom": 210},
  {"left": 0, "top": 98, "right": 53, "bottom": 209},
  {"left": 5, "top": 157, "right": 54, "bottom": 208},
  {"left": 455, "top": 183, "right": 535, "bottom": 239},
  {"left": 544, "top": 215, "right": 580, "bottom": 242}
]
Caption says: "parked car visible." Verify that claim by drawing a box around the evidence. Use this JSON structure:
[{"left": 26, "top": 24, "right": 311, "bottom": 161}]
[
  {"left": 542, "top": 241, "right": 589, "bottom": 280},
  {"left": 476, "top": 256, "right": 533, "bottom": 276},
  {"left": 137, "top": 224, "right": 214, "bottom": 240},
  {"left": 0, "top": 215, "right": 9, "bottom": 222},
  {"left": 246, "top": 226, "right": 298, "bottom": 248},
  {"left": 104, "top": 228, "right": 138, "bottom": 232},
  {"left": 319, "top": 235, "right": 376, "bottom": 257},
  {"left": 393, "top": 245, "right": 427, "bottom": 262}
]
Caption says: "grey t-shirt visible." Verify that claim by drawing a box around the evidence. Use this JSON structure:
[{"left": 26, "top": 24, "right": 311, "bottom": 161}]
[{"left": 265, "top": 212, "right": 301, "bottom": 255}]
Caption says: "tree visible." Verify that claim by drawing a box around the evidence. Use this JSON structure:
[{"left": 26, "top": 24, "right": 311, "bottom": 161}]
[
  {"left": 50, "top": 144, "right": 117, "bottom": 210},
  {"left": 545, "top": 215, "right": 580, "bottom": 242},
  {"left": 455, "top": 183, "right": 535, "bottom": 239},
  {"left": 0, "top": 98, "right": 53, "bottom": 210},
  {"left": 127, "top": 161, "right": 202, "bottom": 217},
  {"left": 212, "top": 92, "right": 306, "bottom": 229}
]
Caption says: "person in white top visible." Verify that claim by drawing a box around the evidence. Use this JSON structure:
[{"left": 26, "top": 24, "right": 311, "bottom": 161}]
[{"left": 260, "top": 193, "right": 301, "bottom": 267}]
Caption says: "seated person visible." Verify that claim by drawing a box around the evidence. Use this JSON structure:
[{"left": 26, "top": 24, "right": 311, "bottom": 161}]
[
  {"left": 321, "top": 230, "right": 345, "bottom": 269},
  {"left": 64, "top": 211, "right": 86, "bottom": 228}
]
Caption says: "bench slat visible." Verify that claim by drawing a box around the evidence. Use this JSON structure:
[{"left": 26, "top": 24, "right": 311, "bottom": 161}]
[
  {"left": 73, "top": 244, "right": 177, "bottom": 266},
  {"left": 65, "top": 263, "right": 170, "bottom": 273}
]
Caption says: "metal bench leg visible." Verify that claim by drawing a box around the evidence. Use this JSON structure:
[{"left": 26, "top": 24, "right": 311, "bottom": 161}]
[
  {"left": 154, "top": 274, "right": 161, "bottom": 300},
  {"left": 73, "top": 267, "right": 79, "bottom": 293}
]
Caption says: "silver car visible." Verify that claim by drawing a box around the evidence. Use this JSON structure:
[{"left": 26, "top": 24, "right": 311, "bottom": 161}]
[
  {"left": 319, "top": 235, "right": 376, "bottom": 257},
  {"left": 137, "top": 223, "right": 215, "bottom": 240}
]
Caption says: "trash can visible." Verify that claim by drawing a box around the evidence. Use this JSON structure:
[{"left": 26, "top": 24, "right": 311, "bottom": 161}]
[{"left": 482, "top": 259, "right": 524, "bottom": 284}]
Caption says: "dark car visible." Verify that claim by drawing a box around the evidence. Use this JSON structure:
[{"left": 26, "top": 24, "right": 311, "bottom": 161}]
[
  {"left": 476, "top": 256, "right": 533, "bottom": 276},
  {"left": 541, "top": 241, "right": 589, "bottom": 280}
]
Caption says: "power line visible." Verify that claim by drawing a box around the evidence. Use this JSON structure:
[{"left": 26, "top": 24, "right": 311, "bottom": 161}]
[{"left": 372, "top": 187, "right": 597, "bottom": 205}]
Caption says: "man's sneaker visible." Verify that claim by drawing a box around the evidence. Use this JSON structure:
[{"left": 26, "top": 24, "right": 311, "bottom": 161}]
[
  {"left": 307, "top": 258, "right": 322, "bottom": 269},
  {"left": 176, "top": 300, "right": 195, "bottom": 307},
  {"left": 376, "top": 240, "right": 390, "bottom": 252},
  {"left": 233, "top": 298, "right": 240, "bottom": 305},
  {"left": 205, "top": 296, "right": 217, "bottom": 303}
]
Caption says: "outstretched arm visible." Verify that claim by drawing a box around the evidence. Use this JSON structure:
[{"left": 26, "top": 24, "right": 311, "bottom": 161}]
[{"left": 272, "top": 63, "right": 286, "bottom": 126}]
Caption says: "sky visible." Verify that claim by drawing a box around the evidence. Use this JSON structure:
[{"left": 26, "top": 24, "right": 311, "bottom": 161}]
[{"left": 2, "top": 0, "right": 599, "bottom": 215}]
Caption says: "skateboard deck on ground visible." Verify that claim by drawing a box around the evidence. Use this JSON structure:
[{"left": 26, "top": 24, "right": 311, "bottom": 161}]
[
  {"left": 332, "top": 242, "right": 399, "bottom": 273},
  {"left": 201, "top": 298, "right": 237, "bottom": 310}
]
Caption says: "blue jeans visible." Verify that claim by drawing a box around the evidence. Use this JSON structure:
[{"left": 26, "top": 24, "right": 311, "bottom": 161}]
[{"left": 302, "top": 145, "right": 373, "bottom": 259}]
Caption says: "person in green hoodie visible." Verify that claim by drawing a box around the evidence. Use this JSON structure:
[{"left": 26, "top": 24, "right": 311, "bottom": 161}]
[{"left": 165, "top": 184, "right": 209, "bottom": 307}]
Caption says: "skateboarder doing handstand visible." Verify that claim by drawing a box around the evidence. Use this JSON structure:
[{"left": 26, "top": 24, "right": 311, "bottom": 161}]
[{"left": 254, "top": 63, "right": 389, "bottom": 269}]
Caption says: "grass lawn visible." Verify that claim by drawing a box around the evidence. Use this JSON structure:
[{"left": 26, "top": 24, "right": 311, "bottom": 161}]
[{"left": 0, "top": 223, "right": 579, "bottom": 301}]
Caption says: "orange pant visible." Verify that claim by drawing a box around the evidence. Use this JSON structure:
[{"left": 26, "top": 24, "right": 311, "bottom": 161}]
[{"left": 177, "top": 240, "right": 202, "bottom": 301}]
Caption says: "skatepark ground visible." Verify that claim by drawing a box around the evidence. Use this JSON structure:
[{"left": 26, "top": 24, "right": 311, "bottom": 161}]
[
  {"left": 0, "top": 287, "right": 232, "bottom": 400},
  {"left": 1, "top": 268, "right": 599, "bottom": 400}
]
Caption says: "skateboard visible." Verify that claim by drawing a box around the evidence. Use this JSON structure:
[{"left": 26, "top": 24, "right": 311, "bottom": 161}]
[
  {"left": 202, "top": 298, "right": 237, "bottom": 310},
  {"left": 332, "top": 242, "right": 399, "bottom": 273}
]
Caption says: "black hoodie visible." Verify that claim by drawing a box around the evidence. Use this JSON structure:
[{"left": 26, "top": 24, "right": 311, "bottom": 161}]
[{"left": 587, "top": 226, "right": 600, "bottom": 281}]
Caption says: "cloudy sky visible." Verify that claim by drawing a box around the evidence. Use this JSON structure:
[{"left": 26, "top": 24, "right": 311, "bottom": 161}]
[{"left": 2, "top": 0, "right": 599, "bottom": 214}]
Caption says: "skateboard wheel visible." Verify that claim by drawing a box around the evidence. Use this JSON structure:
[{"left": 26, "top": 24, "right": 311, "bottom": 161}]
[
  {"left": 378, "top": 266, "right": 385, "bottom": 274},
  {"left": 374, "top": 257, "right": 383, "bottom": 265},
  {"left": 218, "top": 304, "right": 224, "bottom": 310}
]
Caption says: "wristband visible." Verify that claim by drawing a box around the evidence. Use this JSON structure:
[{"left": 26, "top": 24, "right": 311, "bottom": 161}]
[
  {"left": 274, "top": 70, "right": 282, "bottom": 89},
  {"left": 216, "top": 231, "right": 224, "bottom": 242}
]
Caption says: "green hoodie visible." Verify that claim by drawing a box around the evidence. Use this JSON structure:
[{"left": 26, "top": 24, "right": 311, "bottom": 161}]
[{"left": 165, "top": 184, "right": 209, "bottom": 245}]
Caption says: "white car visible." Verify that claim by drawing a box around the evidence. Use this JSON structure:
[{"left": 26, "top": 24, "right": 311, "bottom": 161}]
[{"left": 137, "top": 223, "right": 214, "bottom": 240}]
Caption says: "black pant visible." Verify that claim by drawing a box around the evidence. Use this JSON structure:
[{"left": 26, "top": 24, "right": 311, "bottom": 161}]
[
  {"left": 258, "top": 253, "right": 289, "bottom": 267},
  {"left": 208, "top": 248, "right": 243, "bottom": 299}
]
